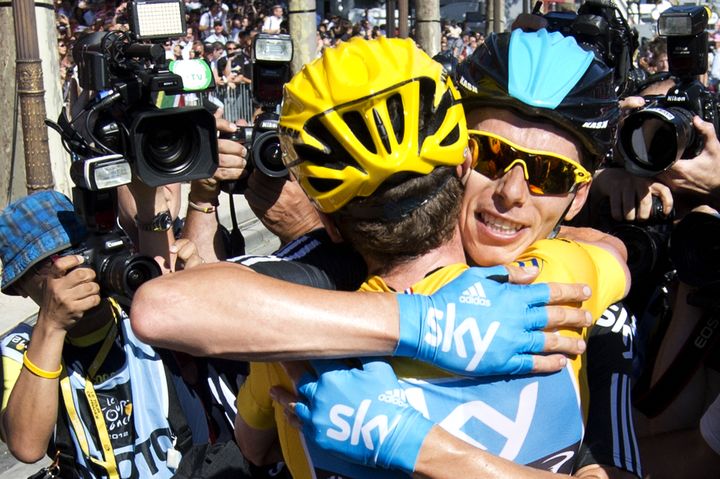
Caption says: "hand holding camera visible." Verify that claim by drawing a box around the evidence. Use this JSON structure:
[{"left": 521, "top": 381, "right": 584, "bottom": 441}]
[
  {"left": 657, "top": 115, "right": 720, "bottom": 207},
  {"left": 36, "top": 255, "right": 102, "bottom": 334},
  {"left": 619, "top": 6, "right": 720, "bottom": 176},
  {"left": 218, "top": 34, "right": 293, "bottom": 195},
  {"left": 593, "top": 167, "right": 674, "bottom": 222},
  {"left": 191, "top": 118, "right": 249, "bottom": 204}
]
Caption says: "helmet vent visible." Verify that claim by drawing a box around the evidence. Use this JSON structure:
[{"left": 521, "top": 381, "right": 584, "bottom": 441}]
[
  {"left": 387, "top": 93, "right": 405, "bottom": 145},
  {"left": 302, "top": 117, "right": 366, "bottom": 172},
  {"left": 342, "top": 111, "right": 377, "bottom": 154},
  {"left": 439, "top": 124, "right": 460, "bottom": 147},
  {"left": 417, "top": 78, "right": 436, "bottom": 147},
  {"left": 373, "top": 109, "right": 392, "bottom": 154},
  {"left": 307, "top": 177, "right": 342, "bottom": 193}
]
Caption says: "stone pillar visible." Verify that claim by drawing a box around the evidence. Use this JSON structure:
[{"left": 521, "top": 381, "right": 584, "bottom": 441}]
[
  {"left": 14, "top": 0, "right": 53, "bottom": 194},
  {"left": 386, "top": 0, "right": 395, "bottom": 38},
  {"left": 398, "top": 0, "right": 408, "bottom": 38},
  {"left": 416, "top": 0, "right": 440, "bottom": 57},
  {"left": 0, "top": 0, "right": 71, "bottom": 207},
  {"left": 288, "top": 0, "right": 317, "bottom": 75}
]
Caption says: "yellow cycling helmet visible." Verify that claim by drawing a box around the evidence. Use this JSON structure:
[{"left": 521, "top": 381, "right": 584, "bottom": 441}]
[{"left": 279, "top": 36, "right": 468, "bottom": 213}]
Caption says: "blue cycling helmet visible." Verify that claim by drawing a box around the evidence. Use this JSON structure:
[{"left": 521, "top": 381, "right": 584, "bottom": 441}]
[{"left": 457, "top": 28, "right": 620, "bottom": 169}]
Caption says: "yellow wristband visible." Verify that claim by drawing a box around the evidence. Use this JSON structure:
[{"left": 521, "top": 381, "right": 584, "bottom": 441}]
[{"left": 23, "top": 351, "right": 62, "bottom": 379}]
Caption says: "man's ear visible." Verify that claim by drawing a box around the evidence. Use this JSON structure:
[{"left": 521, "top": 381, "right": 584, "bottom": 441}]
[
  {"left": 564, "top": 180, "right": 591, "bottom": 221},
  {"left": 317, "top": 212, "right": 343, "bottom": 243},
  {"left": 457, "top": 146, "right": 473, "bottom": 183}
]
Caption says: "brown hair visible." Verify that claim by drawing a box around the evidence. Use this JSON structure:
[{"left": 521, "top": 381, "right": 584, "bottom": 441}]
[{"left": 331, "top": 166, "right": 463, "bottom": 275}]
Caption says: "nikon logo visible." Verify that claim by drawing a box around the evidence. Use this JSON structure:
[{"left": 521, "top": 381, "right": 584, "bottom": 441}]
[
  {"left": 582, "top": 121, "right": 608, "bottom": 129},
  {"left": 667, "top": 96, "right": 685, "bottom": 102}
]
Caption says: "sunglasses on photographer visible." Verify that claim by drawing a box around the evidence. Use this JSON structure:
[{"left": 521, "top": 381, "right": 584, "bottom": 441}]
[{"left": 468, "top": 130, "right": 591, "bottom": 195}]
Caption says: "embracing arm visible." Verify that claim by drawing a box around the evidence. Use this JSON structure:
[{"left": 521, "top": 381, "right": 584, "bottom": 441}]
[
  {"left": 557, "top": 225, "right": 631, "bottom": 297},
  {"left": 274, "top": 359, "right": 632, "bottom": 479},
  {"left": 414, "top": 426, "right": 614, "bottom": 479},
  {"left": 131, "top": 261, "right": 397, "bottom": 359},
  {"left": 131, "top": 264, "right": 591, "bottom": 373}
]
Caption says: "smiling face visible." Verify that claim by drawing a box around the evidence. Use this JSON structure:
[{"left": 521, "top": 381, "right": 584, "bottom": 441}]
[{"left": 460, "top": 107, "right": 590, "bottom": 266}]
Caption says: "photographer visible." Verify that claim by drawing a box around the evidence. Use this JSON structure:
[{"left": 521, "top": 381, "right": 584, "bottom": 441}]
[
  {"left": 0, "top": 190, "right": 222, "bottom": 478},
  {"left": 583, "top": 6, "right": 720, "bottom": 477},
  {"left": 220, "top": 41, "right": 252, "bottom": 87}
]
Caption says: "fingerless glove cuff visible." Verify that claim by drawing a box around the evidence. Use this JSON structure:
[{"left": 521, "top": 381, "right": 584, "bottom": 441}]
[{"left": 394, "top": 294, "right": 426, "bottom": 358}]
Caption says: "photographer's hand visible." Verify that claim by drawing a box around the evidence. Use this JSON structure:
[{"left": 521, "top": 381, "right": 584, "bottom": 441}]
[
  {"left": 183, "top": 117, "right": 248, "bottom": 262},
  {"left": 658, "top": 116, "right": 720, "bottom": 209},
  {"left": 592, "top": 167, "right": 674, "bottom": 221},
  {"left": 36, "top": 255, "right": 102, "bottom": 334},
  {"left": 156, "top": 238, "right": 204, "bottom": 274}
]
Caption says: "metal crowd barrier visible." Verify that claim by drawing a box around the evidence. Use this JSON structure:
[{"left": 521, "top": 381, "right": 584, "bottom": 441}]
[{"left": 210, "top": 83, "right": 255, "bottom": 123}]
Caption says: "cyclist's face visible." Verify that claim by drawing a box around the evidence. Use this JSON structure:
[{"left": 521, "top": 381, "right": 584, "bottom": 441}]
[{"left": 460, "top": 108, "right": 590, "bottom": 266}]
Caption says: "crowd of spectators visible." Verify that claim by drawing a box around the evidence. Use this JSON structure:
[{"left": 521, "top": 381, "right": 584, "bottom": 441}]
[{"left": 53, "top": 0, "right": 489, "bottom": 108}]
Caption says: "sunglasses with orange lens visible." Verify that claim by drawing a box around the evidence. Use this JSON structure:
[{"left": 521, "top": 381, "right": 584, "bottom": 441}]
[{"left": 468, "top": 130, "right": 592, "bottom": 195}]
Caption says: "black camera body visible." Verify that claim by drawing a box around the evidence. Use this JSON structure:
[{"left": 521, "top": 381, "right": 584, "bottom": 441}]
[
  {"left": 69, "top": 187, "right": 161, "bottom": 300},
  {"left": 619, "top": 5, "right": 720, "bottom": 176},
  {"left": 43, "top": 1, "right": 212, "bottom": 298},
  {"left": 543, "top": 0, "right": 640, "bottom": 97},
  {"left": 609, "top": 197, "right": 673, "bottom": 286},
  {"left": 63, "top": 230, "right": 161, "bottom": 300},
  {"left": 71, "top": 28, "right": 219, "bottom": 188}
]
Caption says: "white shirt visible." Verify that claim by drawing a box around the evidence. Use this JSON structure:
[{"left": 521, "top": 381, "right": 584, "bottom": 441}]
[{"left": 262, "top": 14, "right": 283, "bottom": 33}]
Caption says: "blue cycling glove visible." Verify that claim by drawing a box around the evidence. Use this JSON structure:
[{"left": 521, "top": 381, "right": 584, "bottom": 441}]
[
  {"left": 395, "top": 265, "right": 550, "bottom": 375},
  {"left": 295, "top": 359, "right": 434, "bottom": 473}
]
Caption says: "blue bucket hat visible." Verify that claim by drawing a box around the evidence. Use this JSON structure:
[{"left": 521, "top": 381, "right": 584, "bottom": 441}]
[{"left": 0, "top": 191, "right": 87, "bottom": 295}]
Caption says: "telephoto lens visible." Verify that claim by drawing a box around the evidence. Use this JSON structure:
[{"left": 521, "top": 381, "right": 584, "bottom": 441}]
[{"left": 619, "top": 105, "right": 696, "bottom": 176}]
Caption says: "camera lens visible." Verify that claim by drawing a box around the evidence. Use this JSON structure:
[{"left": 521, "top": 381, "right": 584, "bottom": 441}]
[
  {"left": 610, "top": 223, "right": 671, "bottom": 284},
  {"left": 620, "top": 106, "right": 695, "bottom": 175},
  {"left": 100, "top": 253, "right": 161, "bottom": 298},
  {"left": 132, "top": 107, "right": 218, "bottom": 187},
  {"left": 252, "top": 130, "right": 287, "bottom": 178},
  {"left": 143, "top": 119, "right": 198, "bottom": 174}
]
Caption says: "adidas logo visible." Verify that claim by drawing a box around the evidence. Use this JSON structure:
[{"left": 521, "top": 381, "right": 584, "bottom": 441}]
[
  {"left": 378, "top": 388, "right": 407, "bottom": 407},
  {"left": 459, "top": 282, "right": 491, "bottom": 306}
]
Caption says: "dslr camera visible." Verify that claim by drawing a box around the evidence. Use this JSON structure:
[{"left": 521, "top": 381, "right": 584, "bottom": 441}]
[
  {"left": 64, "top": 187, "right": 162, "bottom": 300},
  {"left": 48, "top": 0, "right": 219, "bottom": 190},
  {"left": 543, "top": 0, "right": 641, "bottom": 98},
  {"left": 619, "top": 5, "right": 720, "bottom": 176},
  {"left": 221, "top": 33, "right": 293, "bottom": 194}
]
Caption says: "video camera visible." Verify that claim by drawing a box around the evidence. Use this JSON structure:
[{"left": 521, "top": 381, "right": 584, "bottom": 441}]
[
  {"left": 45, "top": 0, "right": 220, "bottom": 299},
  {"left": 48, "top": 0, "right": 219, "bottom": 190},
  {"left": 619, "top": 5, "right": 720, "bottom": 176},
  {"left": 221, "top": 33, "right": 293, "bottom": 194},
  {"left": 542, "top": 0, "right": 641, "bottom": 98}
]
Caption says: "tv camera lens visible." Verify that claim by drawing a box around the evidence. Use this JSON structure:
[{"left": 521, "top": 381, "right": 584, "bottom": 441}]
[{"left": 143, "top": 119, "right": 198, "bottom": 174}]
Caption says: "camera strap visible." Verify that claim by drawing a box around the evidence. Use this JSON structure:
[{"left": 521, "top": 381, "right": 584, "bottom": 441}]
[
  {"left": 633, "top": 307, "right": 720, "bottom": 418},
  {"left": 59, "top": 298, "right": 121, "bottom": 479}
]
